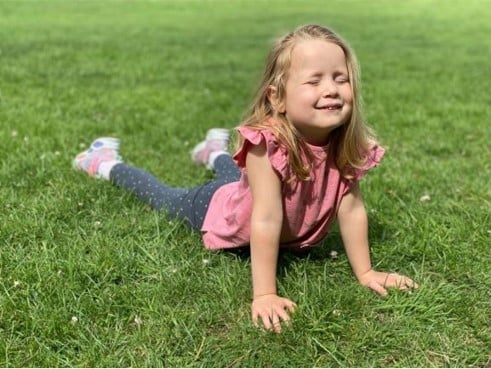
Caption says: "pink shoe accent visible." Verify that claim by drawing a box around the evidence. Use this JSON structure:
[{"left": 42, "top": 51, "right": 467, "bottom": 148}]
[
  {"left": 191, "top": 128, "right": 229, "bottom": 168},
  {"left": 73, "top": 137, "right": 122, "bottom": 178}
]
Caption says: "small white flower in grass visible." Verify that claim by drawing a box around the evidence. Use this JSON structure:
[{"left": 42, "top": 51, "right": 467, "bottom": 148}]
[
  {"left": 171, "top": 268, "right": 178, "bottom": 273},
  {"left": 134, "top": 316, "right": 143, "bottom": 326},
  {"left": 329, "top": 250, "right": 338, "bottom": 259},
  {"left": 23, "top": 136, "right": 29, "bottom": 143},
  {"left": 332, "top": 309, "right": 342, "bottom": 317},
  {"left": 13, "top": 280, "right": 21, "bottom": 288},
  {"left": 71, "top": 316, "right": 78, "bottom": 324},
  {"left": 94, "top": 221, "right": 102, "bottom": 228},
  {"left": 79, "top": 143, "right": 86, "bottom": 149},
  {"left": 420, "top": 194, "right": 431, "bottom": 202},
  {"left": 202, "top": 259, "right": 210, "bottom": 265},
  {"left": 54, "top": 151, "right": 60, "bottom": 156},
  {"left": 11, "top": 130, "right": 18, "bottom": 138}
]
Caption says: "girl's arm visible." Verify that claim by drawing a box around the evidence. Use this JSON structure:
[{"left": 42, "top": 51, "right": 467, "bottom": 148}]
[
  {"left": 337, "top": 182, "right": 418, "bottom": 295},
  {"left": 246, "top": 141, "right": 296, "bottom": 332}
]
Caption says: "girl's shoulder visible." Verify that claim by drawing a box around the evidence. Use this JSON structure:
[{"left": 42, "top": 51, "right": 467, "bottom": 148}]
[
  {"left": 235, "top": 118, "right": 280, "bottom": 144},
  {"left": 350, "top": 144, "right": 385, "bottom": 182},
  {"left": 233, "top": 124, "right": 289, "bottom": 179}
]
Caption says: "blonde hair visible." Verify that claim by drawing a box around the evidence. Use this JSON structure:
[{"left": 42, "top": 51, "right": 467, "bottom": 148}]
[{"left": 238, "top": 24, "right": 377, "bottom": 181}]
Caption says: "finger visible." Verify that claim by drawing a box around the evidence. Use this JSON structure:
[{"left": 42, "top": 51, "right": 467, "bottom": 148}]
[
  {"left": 251, "top": 311, "right": 259, "bottom": 327},
  {"left": 395, "top": 275, "right": 409, "bottom": 290},
  {"left": 261, "top": 314, "right": 273, "bottom": 331},
  {"left": 368, "top": 280, "right": 388, "bottom": 296},
  {"left": 388, "top": 274, "right": 409, "bottom": 289},
  {"left": 385, "top": 273, "right": 403, "bottom": 288},
  {"left": 399, "top": 276, "right": 419, "bottom": 290},
  {"left": 403, "top": 276, "right": 419, "bottom": 289},
  {"left": 284, "top": 300, "right": 297, "bottom": 313},
  {"left": 271, "top": 318, "right": 282, "bottom": 333},
  {"left": 383, "top": 272, "right": 391, "bottom": 287},
  {"left": 275, "top": 307, "right": 291, "bottom": 325},
  {"left": 262, "top": 312, "right": 281, "bottom": 333}
]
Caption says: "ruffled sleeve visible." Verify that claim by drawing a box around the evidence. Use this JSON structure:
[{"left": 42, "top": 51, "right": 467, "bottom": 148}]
[
  {"left": 233, "top": 127, "right": 290, "bottom": 180},
  {"left": 352, "top": 145, "right": 385, "bottom": 181}
]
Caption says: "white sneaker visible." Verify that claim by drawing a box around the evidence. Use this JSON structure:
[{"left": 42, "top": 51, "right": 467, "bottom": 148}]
[
  {"left": 191, "top": 128, "right": 230, "bottom": 169},
  {"left": 73, "top": 137, "right": 122, "bottom": 178}
]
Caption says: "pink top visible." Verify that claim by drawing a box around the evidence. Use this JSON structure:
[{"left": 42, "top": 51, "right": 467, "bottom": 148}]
[{"left": 201, "top": 126, "right": 384, "bottom": 250}]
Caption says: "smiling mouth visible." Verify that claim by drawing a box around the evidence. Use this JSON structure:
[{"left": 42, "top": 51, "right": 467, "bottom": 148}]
[{"left": 317, "top": 103, "right": 342, "bottom": 111}]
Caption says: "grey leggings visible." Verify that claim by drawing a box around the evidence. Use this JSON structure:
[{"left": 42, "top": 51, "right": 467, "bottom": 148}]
[{"left": 109, "top": 154, "right": 240, "bottom": 230}]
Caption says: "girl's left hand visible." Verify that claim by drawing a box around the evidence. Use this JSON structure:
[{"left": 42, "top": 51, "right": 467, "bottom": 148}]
[{"left": 358, "top": 269, "right": 419, "bottom": 296}]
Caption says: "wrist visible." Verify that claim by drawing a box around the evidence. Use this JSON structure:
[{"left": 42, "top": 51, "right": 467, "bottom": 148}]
[
  {"left": 355, "top": 267, "right": 373, "bottom": 281},
  {"left": 253, "top": 292, "right": 277, "bottom": 300}
]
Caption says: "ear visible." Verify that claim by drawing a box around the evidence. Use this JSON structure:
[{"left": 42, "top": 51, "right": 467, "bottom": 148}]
[{"left": 267, "top": 85, "right": 286, "bottom": 113}]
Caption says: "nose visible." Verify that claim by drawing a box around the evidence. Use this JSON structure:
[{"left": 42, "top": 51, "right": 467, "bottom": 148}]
[{"left": 321, "top": 80, "right": 338, "bottom": 97}]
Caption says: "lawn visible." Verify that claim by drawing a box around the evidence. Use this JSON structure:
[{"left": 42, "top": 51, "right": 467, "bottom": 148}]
[{"left": 0, "top": 0, "right": 490, "bottom": 367}]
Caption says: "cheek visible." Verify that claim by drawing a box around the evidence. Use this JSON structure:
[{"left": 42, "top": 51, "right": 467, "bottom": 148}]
[
  {"left": 291, "top": 88, "right": 316, "bottom": 104},
  {"left": 343, "top": 86, "right": 354, "bottom": 104},
  {"left": 284, "top": 85, "right": 316, "bottom": 113}
]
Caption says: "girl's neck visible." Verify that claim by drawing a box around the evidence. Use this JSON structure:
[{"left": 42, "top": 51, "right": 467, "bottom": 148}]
[{"left": 303, "top": 137, "right": 330, "bottom": 148}]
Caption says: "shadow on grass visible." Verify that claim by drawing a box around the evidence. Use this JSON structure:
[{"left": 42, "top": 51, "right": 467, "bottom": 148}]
[{"left": 217, "top": 213, "right": 394, "bottom": 279}]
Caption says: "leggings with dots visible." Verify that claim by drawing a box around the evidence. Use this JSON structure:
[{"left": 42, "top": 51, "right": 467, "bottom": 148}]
[{"left": 109, "top": 154, "right": 240, "bottom": 231}]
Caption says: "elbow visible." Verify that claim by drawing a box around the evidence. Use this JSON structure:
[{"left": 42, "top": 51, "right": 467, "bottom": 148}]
[
  {"left": 250, "top": 210, "right": 283, "bottom": 235},
  {"left": 251, "top": 214, "right": 282, "bottom": 231},
  {"left": 337, "top": 205, "right": 368, "bottom": 229}
]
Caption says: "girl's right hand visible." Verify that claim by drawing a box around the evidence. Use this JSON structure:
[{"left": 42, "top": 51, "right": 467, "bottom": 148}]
[{"left": 251, "top": 294, "right": 296, "bottom": 333}]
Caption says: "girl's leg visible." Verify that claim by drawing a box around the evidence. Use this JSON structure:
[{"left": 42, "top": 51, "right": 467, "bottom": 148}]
[
  {"left": 73, "top": 132, "right": 237, "bottom": 231},
  {"left": 184, "top": 130, "right": 241, "bottom": 228},
  {"left": 73, "top": 137, "right": 196, "bottom": 227},
  {"left": 110, "top": 158, "right": 239, "bottom": 231},
  {"left": 212, "top": 154, "right": 241, "bottom": 181},
  {"left": 175, "top": 154, "right": 240, "bottom": 229},
  {"left": 108, "top": 148, "right": 240, "bottom": 230},
  {"left": 109, "top": 163, "right": 191, "bottom": 216}
]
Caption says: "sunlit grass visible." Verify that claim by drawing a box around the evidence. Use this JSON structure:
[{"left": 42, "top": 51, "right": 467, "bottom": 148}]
[{"left": 0, "top": 0, "right": 489, "bottom": 366}]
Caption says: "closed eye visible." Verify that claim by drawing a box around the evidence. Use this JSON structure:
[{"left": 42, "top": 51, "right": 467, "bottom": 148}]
[
  {"left": 305, "top": 80, "right": 320, "bottom": 85},
  {"left": 334, "top": 74, "right": 349, "bottom": 83}
]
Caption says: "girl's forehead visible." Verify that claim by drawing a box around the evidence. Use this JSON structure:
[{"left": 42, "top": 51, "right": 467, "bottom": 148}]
[{"left": 289, "top": 39, "right": 346, "bottom": 70}]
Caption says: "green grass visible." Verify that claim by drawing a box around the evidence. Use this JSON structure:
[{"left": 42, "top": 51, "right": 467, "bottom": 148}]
[{"left": 1, "top": 0, "right": 490, "bottom": 367}]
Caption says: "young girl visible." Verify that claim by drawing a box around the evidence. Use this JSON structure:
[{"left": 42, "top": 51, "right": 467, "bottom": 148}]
[{"left": 74, "top": 24, "right": 418, "bottom": 333}]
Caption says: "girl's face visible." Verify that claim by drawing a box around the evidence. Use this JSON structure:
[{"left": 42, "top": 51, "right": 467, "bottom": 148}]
[{"left": 279, "top": 39, "right": 353, "bottom": 145}]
